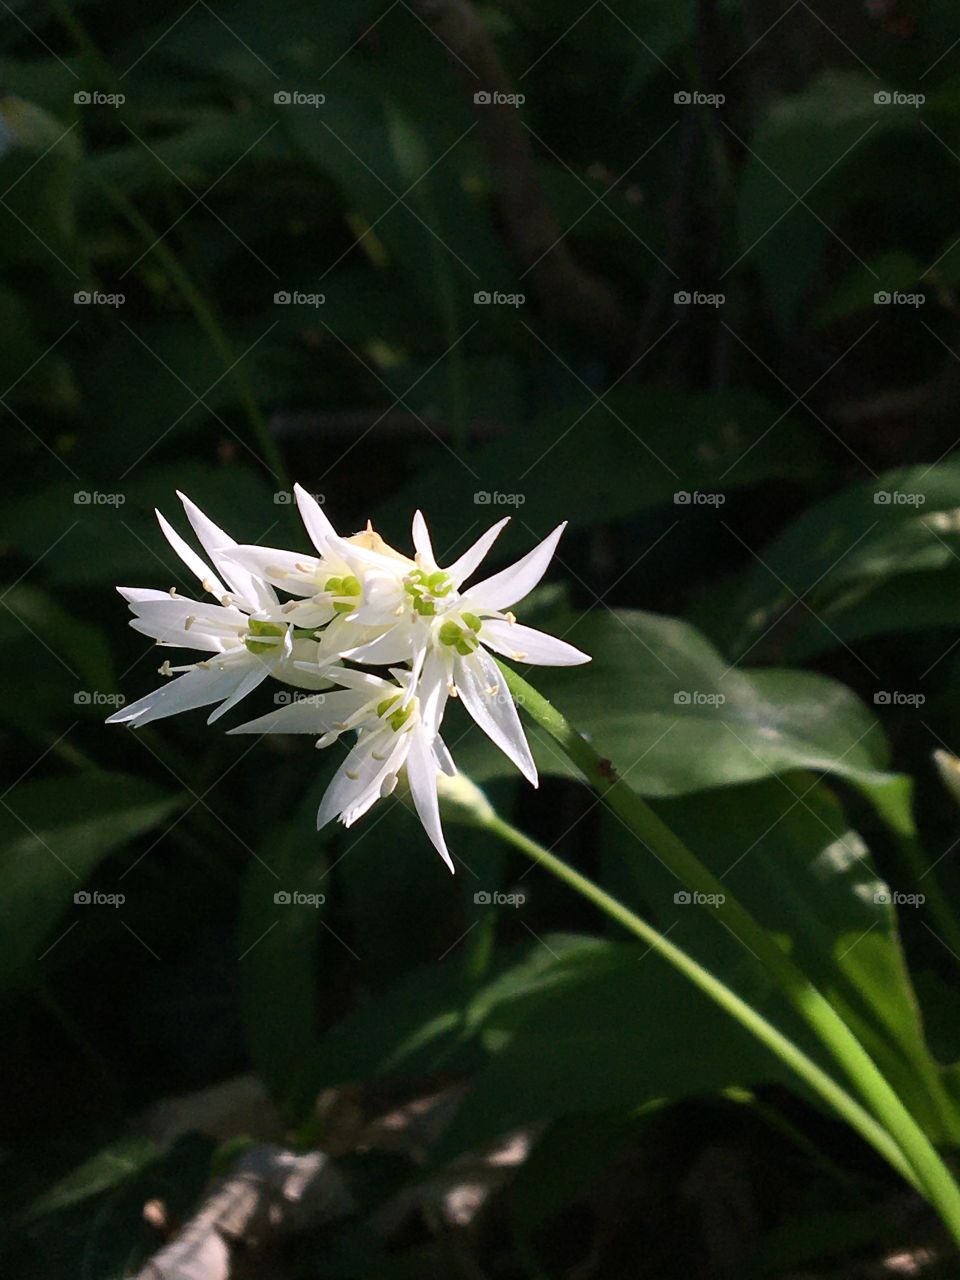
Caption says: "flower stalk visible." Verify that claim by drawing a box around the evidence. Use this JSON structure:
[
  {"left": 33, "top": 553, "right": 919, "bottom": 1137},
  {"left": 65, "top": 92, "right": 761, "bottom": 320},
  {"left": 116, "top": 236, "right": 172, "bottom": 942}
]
[{"left": 496, "top": 664, "right": 960, "bottom": 1244}]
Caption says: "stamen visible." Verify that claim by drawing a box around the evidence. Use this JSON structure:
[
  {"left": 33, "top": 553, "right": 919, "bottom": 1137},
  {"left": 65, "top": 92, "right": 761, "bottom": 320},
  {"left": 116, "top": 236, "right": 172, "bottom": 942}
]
[
  {"left": 506, "top": 611, "right": 516, "bottom": 625},
  {"left": 185, "top": 615, "right": 196, "bottom": 630},
  {"left": 202, "top": 577, "right": 214, "bottom": 594},
  {"left": 168, "top": 587, "right": 178, "bottom": 597},
  {"left": 346, "top": 769, "right": 361, "bottom": 781},
  {"left": 380, "top": 773, "right": 398, "bottom": 797},
  {"left": 158, "top": 660, "right": 173, "bottom": 677}
]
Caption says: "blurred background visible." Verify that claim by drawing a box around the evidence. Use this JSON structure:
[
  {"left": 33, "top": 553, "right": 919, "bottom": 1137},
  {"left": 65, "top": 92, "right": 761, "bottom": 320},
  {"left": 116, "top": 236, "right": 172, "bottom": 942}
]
[{"left": 5, "top": 1, "right": 960, "bottom": 1276}]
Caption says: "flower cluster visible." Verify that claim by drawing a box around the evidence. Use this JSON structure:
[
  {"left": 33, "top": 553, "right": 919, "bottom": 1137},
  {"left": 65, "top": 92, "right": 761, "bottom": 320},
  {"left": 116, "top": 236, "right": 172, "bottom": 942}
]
[{"left": 108, "top": 486, "right": 589, "bottom": 870}]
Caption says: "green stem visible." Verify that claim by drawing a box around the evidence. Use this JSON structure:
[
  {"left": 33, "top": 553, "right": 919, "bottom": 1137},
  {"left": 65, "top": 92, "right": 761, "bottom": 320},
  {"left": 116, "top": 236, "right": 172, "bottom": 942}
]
[
  {"left": 481, "top": 807, "right": 918, "bottom": 1191},
  {"left": 498, "top": 664, "right": 960, "bottom": 1242}
]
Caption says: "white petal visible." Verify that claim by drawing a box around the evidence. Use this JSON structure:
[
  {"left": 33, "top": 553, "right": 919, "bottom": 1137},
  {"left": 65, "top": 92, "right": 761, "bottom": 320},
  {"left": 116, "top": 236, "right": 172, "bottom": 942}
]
[
  {"left": 229, "top": 689, "right": 372, "bottom": 734},
  {"left": 118, "top": 586, "right": 170, "bottom": 604},
  {"left": 406, "top": 724, "right": 454, "bottom": 872},
  {"left": 445, "top": 517, "right": 510, "bottom": 587},
  {"left": 340, "top": 625, "right": 416, "bottom": 667},
  {"left": 156, "top": 509, "right": 227, "bottom": 599},
  {"left": 317, "top": 729, "right": 405, "bottom": 830},
  {"left": 129, "top": 618, "right": 225, "bottom": 654},
  {"left": 479, "top": 620, "right": 590, "bottom": 666},
  {"left": 220, "top": 545, "right": 322, "bottom": 595},
  {"left": 177, "top": 492, "right": 277, "bottom": 611},
  {"left": 455, "top": 647, "right": 537, "bottom": 785},
  {"left": 106, "top": 658, "right": 251, "bottom": 727},
  {"left": 295, "top": 483, "right": 337, "bottom": 554},
  {"left": 434, "top": 734, "right": 457, "bottom": 777},
  {"left": 206, "top": 662, "right": 272, "bottom": 723},
  {"left": 411, "top": 510, "right": 435, "bottom": 566},
  {"left": 462, "top": 523, "right": 566, "bottom": 612}
]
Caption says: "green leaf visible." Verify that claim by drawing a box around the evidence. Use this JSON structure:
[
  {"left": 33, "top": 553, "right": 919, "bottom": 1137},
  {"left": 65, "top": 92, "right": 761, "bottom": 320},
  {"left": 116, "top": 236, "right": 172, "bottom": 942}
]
[
  {"left": 0, "top": 772, "right": 181, "bottom": 994},
  {"left": 459, "top": 608, "right": 898, "bottom": 806}
]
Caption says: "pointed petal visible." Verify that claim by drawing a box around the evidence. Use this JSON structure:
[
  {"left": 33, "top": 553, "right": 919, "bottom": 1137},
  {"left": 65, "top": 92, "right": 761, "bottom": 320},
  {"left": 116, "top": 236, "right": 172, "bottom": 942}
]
[
  {"left": 177, "top": 492, "right": 277, "bottom": 611},
  {"left": 156, "top": 508, "right": 227, "bottom": 599},
  {"left": 463, "top": 523, "right": 566, "bottom": 612},
  {"left": 229, "top": 688, "right": 371, "bottom": 734},
  {"left": 411, "top": 510, "right": 435, "bottom": 566},
  {"left": 479, "top": 620, "right": 590, "bottom": 666},
  {"left": 445, "top": 517, "right": 510, "bottom": 587},
  {"left": 407, "top": 724, "right": 454, "bottom": 872},
  {"left": 295, "top": 483, "right": 337, "bottom": 554},
  {"left": 220, "top": 545, "right": 322, "bottom": 595},
  {"left": 455, "top": 647, "right": 537, "bottom": 785},
  {"left": 207, "top": 660, "right": 272, "bottom": 723},
  {"left": 118, "top": 586, "right": 170, "bottom": 604},
  {"left": 340, "top": 626, "right": 416, "bottom": 667},
  {"left": 105, "top": 659, "right": 249, "bottom": 727}
]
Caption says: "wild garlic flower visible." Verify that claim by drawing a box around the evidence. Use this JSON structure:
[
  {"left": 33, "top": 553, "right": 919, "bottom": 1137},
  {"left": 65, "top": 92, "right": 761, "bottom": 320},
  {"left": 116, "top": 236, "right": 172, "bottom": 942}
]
[
  {"left": 107, "top": 493, "right": 328, "bottom": 728},
  {"left": 230, "top": 664, "right": 454, "bottom": 871},
  {"left": 109, "top": 486, "right": 589, "bottom": 869}
]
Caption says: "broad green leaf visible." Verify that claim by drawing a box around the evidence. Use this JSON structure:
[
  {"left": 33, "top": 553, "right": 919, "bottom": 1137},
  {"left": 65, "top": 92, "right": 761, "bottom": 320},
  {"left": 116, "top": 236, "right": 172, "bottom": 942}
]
[
  {"left": 0, "top": 772, "right": 181, "bottom": 994},
  {"left": 459, "top": 608, "right": 899, "bottom": 807}
]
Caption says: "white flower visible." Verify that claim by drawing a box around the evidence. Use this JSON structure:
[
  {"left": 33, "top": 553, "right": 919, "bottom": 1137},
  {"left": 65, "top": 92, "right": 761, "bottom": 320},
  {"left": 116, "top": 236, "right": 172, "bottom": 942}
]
[
  {"left": 324, "top": 512, "right": 590, "bottom": 785},
  {"left": 229, "top": 662, "right": 455, "bottom": 871},
  {"left": 107, "top": 493, "right": 328, "bottom": 728}
]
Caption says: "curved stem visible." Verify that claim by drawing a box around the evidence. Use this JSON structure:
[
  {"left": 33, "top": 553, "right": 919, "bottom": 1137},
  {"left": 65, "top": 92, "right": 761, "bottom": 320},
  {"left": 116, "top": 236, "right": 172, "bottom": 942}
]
[
  {"left": 497, "top": 664, "right": 960, "bottom": 1243},
  {"left": 481, "top": 806, "right": 918, "bottom": 1190}
]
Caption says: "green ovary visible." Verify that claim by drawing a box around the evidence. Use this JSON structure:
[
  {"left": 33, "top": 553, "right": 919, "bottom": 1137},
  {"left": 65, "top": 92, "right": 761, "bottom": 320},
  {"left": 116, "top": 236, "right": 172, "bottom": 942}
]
[
  {"left": 325, "top": 575, "right": 362, "bottom": 614},
  {"left": 376, "top": 693, "right": 413, "bottom": 732},
  {"left": 404, "top": 568, "right": 453, "bottom": 617},
  {"left": 438, "top": 618, "right": 480, "bottom": 656},
  {"left": 244, "top": 618, "right": 286, "bottom": 654}
]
